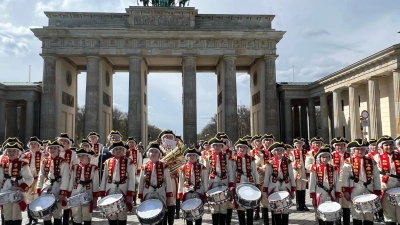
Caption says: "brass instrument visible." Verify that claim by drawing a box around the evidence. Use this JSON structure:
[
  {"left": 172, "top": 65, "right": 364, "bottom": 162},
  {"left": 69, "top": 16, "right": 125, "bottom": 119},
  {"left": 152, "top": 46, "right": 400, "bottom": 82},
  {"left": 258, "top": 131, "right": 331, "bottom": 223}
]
[{"left": 161, "top": 140, "right": 187, "bottom": 174}]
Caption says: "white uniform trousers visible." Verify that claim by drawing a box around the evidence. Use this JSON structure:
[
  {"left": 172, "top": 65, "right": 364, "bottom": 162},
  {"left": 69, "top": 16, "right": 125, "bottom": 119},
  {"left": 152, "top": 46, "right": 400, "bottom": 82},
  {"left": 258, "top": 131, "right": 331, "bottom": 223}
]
[
  {"left": 382, "top": 191, "right": 400, "bottom": 223},
  {"left": 71, "top": 205, "right": 92, "bottom": 223},
  {"left": 338, "top": 193, "right": 351, "bottom": 208},
  {"left": 3, "top": 202, "right": 22, "bottom": 220},
  {"left": 295, "top": 178, "right": 307, "bottom": 191}
]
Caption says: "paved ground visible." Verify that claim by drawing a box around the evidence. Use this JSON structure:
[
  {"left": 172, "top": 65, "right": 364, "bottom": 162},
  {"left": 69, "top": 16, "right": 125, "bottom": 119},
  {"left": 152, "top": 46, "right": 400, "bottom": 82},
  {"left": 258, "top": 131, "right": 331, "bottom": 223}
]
[{"left": 19, "top": 190, "right": 385, "bottom": 225}]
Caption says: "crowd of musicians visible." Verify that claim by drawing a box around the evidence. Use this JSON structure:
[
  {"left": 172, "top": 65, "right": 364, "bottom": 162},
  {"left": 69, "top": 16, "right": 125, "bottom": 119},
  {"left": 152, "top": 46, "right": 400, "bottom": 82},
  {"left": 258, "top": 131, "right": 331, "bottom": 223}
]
[{"left": 1, "top": 129, "right": 400, "bottom": 225}]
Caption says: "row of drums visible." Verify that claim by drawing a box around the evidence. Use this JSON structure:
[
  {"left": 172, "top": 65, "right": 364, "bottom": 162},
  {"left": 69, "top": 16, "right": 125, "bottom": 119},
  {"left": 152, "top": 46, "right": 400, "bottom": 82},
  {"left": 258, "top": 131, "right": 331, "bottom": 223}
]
[{"left": 4, "top": 185, "right": 400, "bottom": 224}]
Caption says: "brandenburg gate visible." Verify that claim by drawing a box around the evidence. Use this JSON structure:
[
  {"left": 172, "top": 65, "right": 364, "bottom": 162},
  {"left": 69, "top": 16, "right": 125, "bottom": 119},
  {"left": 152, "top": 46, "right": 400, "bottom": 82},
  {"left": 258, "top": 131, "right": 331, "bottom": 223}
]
[{"left": 31, "top": 6, "right": 285, "bottom": 144}]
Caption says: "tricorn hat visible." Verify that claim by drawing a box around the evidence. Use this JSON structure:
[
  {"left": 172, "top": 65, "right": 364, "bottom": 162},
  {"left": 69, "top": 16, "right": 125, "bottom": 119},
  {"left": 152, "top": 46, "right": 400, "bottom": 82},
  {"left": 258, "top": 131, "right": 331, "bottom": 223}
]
[
  {"left": 242, "top": 135, "right": 252, "bottom": 141},
  {"left": 310, "top": 136, "right": 324, "bottom": 143},
  {"left": 377, "top": 135, "right": 394, "bottom": 148},
  {"left": 347, "top": 139, "right": 369, "bottom": 149},
  {"left": 368, "top": 138, "right": 377, "bottom": 145},
  {"left": 261, "top": 134, "right": 275, "bottom": 141},
  {"left": 215, "top": 132, "right": 230, "bottom": 141},
  {"left": 3, "top": 142, "right": 24, "bottom": 151},
  {"left": 208, "top": 137, "right": 225, "bottom": 146},
  {"left": 145, "top": 141, "right": 163, "bottom": 156},
  {"left": 201, "top": 141, "right": 209, "bottom": 147},
  {"left": 284, "top": 144, "right": 294, "bottom": 149},
  {"left": 234, "top": 138, "right": 251, "bottom": 149},
  {"left": 126, "top": 137, "right": 137, "bottom": 145},
  {"left": 76, "top": 148, "right": 94, "bottom": 156},
  {"left": 268, "top": 142, "right": 286, "bottom": 153},
  {"left": 315, "top": 144, "right": 332, "bottom": 159},
  {"left": 330, "top": 137, "right": 349, "bottom": 146},
  {"left": 158, "top": 130, "right": 175, "bottom": 139},
  {"left": 251, "top": 135, "right": 261, "bottom": 143},
  {"left": 2, "top": 137, "right": 24, "bottom": 149},
  {"left": 47, "top": 139, "right": 63, "bottom": 148},
  {"left": 87, "top": 132, "right": 100, "bottom": 139},
  {"left": 27, "top": 136, "right": 42, "bottom": 147},
  {"left": 184, "top": 147, "right": 201, "bottom": 157},
  {"left": 80, "top": 139, "right": 92, "bottom": 148},
  {"left": 293, "top": 137, "right": 305, "bottom": 144}
]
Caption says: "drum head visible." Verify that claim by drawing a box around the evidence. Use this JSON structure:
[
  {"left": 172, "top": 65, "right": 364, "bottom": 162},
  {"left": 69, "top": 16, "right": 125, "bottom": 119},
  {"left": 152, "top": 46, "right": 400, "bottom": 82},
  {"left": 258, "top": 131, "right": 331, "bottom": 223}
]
[
  {"left": 98, "top": 194, "right": 122, "bottom": 206},
  {"left": 29, "top": 195, "right": 56, "bottom": 210},
  {"left": 181, "top": 198, "right": 202, "bottom": 211},
  {"left": 206, "top": 186, "right": 227, "bottom": 195},
  {"left": 269, "top": 191, "right": 289, "bottom": 201},
  {"left": 318, "top": 202, "right": 341, "bottom": 212},
  {"left": 137, "top": 199, "right": 163, "bottom": 219},
  {"left": 387, "top": 187, "right": 400, "bottom": 194},
  {"left": 237, "top": 184, "right": 261, "bottom": 201},
  {"left": 353, "top": 194, "right": 377, "bottom": 203}
]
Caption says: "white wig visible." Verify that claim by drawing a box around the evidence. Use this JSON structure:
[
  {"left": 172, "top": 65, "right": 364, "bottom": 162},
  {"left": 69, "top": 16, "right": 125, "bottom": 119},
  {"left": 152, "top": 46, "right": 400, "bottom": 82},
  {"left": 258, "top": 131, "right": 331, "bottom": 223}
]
[
  {"left": 378, "top": 140, "right": 394, "bottom": 149},
  {"left": 146, "top": 148, "right": 162, "bottom": 158}
]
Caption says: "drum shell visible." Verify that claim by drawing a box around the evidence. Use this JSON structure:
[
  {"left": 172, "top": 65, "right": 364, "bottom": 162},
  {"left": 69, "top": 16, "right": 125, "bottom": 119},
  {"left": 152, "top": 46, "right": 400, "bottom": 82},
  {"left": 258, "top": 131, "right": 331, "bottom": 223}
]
[
  {"left": 206, "top": 186, "right": 230, "bottom": 205},
  {"left": 181, "top": 198, "right": 204, "bottom": 221},
  {"left": 67, "top": 192, "right": 92, "bottom": 208},
  {"left": 387, "top": 187, "right": 400, "bottom": 206},
  {"left": 235, "top": 183, "right": 261, "bottom": 209},
  {"left": 0, "top": 191, "right": 22, "bottom": 205},
  {"left": 317, "top": 202, "right": 342, "bottom": 221},
  {"left": 353, "top": 194, "right": 381, "bottom": 214},
  {"left": 268, "top": 192, "right": 293, "bottom": 212},
  {"left": 29, "top": 194, "right": 58, "bottom": 219},
  {"left": 137, "top": 199, "right": 164, "bottom": 225},
  {"left": 98, "top": 194, "right": 126, "bottom": 217}
]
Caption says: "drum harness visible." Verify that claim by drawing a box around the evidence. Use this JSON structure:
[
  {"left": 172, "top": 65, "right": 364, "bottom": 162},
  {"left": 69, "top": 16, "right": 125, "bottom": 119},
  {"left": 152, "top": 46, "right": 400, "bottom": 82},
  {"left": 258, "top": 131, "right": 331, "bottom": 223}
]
[
  {"left": 316, "top": 165, "right": 333, "bottom": 195},
  {"left": 4, "top": 161, "right": 23, "bottom": 185},
  {"left": 349, "top": 157, "right": 371, "bottom": 189},
  {"left": 43, "top": 157, "right": 62, "bottom": 194}
]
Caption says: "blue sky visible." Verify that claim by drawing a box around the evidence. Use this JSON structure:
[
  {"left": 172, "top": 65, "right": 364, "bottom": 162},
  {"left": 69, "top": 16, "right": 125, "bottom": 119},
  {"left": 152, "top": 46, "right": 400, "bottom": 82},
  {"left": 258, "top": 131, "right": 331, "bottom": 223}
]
[{"left": 1, "top": 0, "right": 399, "bottom": 135}]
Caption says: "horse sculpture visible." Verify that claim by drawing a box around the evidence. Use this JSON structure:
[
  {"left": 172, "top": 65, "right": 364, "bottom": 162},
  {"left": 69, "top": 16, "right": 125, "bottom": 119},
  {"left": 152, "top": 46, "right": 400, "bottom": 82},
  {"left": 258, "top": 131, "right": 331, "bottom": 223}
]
[{"left": 139, "top": 0, "right": 189, "bottom": 7}]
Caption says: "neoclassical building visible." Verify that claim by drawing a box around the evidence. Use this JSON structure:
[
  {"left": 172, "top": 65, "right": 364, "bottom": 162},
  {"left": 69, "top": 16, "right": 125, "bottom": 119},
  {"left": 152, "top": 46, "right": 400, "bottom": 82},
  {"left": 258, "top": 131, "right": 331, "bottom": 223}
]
[{"left": 0, "top": 6, "right": 399, "bottom": 145}]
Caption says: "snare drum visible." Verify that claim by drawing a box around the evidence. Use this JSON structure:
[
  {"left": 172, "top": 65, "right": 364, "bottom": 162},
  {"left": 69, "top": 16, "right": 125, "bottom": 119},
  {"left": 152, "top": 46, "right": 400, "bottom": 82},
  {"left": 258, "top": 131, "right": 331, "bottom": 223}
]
[
  {"left": 0, "top": 190, "right": 22, "bottom": 205},
  {"left": 268, "top": 191, "right": 293, "bottom": 212},
  {"left": 29, "top": 194, "right": 58, "bottom": 219},
  {"left": 98, "top": 194, "right": 126, "bottom": 217},
  {"left": 181, "top": 198, "right": 204, "bottom": 221},
  {"left": 352, "top": 194, "right": 381, "bottom": 214},
  {"left": 317, "top": 201, "right": 342, "bottom": 221},
  {"left": 206, "top": 186, "right": 230, "bottom": 205},
  {"left": 137, "top": 199, "right": 165, "bottom": 225},
  {"left": 67, "top": 192, "right": 92, "bottom": 208},
  {"left": 386, "top": 187, "right": 400, "bottom": 206},
  {"left": 235, "top": 183, "right": 261, "bottom": 209}
]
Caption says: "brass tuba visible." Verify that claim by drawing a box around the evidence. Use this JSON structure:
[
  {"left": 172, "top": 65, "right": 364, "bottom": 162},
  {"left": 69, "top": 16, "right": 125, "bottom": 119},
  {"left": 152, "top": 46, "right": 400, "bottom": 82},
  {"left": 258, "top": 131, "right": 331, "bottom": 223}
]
[{"left": 161, "top": 140, "right": 187, "bottom": 174}]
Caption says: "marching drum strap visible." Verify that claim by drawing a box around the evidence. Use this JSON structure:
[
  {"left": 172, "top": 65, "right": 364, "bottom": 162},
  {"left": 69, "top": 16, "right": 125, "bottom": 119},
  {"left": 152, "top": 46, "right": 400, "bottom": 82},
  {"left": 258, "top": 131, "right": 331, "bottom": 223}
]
[
  {"left": 379, "top": 171, "right": 400, "bottom": 179},
  {"left": 77, "top": 179, "right": 92, "bottom": 185},
  {"left": 50, "top": 176, "right": 62, "bottom": 185},
  {"left": 349, "top": 175, "right": 371, "bottom": 187},
  {"left": 113, "top": 177, "right": 127, "bottom": 187},
  {"left": 317, "top": 183, "right": 332, "bottom": 195}
]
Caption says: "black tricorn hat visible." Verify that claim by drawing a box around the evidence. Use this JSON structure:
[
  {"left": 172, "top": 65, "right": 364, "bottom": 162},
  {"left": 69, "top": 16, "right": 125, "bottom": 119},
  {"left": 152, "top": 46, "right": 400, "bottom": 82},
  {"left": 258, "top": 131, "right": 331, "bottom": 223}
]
[
  {"left": 47, "top": 139, "right": 63, "bottom": 148},
  {"left": 2, "top": 137, "right": 24, "bottom": 149},
  {"left": 242, "top": 135, "right": 252, "bottom": 141},
  {"left": 284, "top": 144, "right": 294, "bottom": 149},
  {"left": 315, "top": 144, "right": 332, "bottom": 159},
  {"left": 76, "top": 148, "right": 94, "bottom": 156},
  {"left": 87, "top": 132, "right": 100, "bottom": 139},
  {"left": 268, "top": 142, "right": 285, "bottom": 152},
  {"left": 330, "top": 137, "right": 349, "bottom": 146},
  {"left": 310, "top": 136, "right": 324, "bottom": 143},
  {"left": 251, "top": 135, "right": 261, "bottom": 142},
  {"left": 126, "top": 137, "right": 137, "bottom": 144},
  {"left": 293, "top": 137, "right": 305, "bottom": 144},
  {"left": 109, "top": 141, "right": 127, "bottom": 150},
  {"left": 58, "top": 133, "right": 71, "bottom": 139},
  {"left": 158, "top": 130, "right": 175, "bottom": 139},
  {"left": 201, "top": 141, "right": 209, "bottom": 147},
  {"left": 215, "top": 132, "right": 230, "bottom": 140},
  {"left": 3, "top": 142, "right": 24, "bottom": 151},
  {"left": 145, "top": 141, "right": 163, "bottom": 155},
  {"left": 377, "top": 135, "right": 394, "bottom": 146},
  {"left": 208, "top": 137, "right": 225, "bottom": 146},
  {"left": 261, "top": 134, "right": 275, "bottom": 141},
  {"left": 109, "top": 130, "right": 122, "bottom": 137},
  {"left": 184, "top": 147, "right": 201, "bottom": 157},
  {"left": 347, "top": 139, "right": 369, "bottom": 148},
  {"left": 234, "top": 139, "right": 251, "bottom": 148},
  {"left": 368, "top": 138, "right": 377, "bottom": 144},
  {"left": 80, "top": 139, "right": 92, "bottom": 148},
  {"left": 27, "top": 136, "right": 42, "bottom": 146}
]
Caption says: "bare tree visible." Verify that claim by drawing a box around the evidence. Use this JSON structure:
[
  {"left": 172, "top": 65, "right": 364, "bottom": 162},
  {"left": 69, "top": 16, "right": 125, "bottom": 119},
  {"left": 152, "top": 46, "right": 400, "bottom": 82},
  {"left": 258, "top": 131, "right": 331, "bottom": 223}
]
[
  {"left": 148, "top": 124, "right": 162, "bottom": 143},
  {"left": 197, "top": 114, "right": 217, "bottom": 141},
  {"left": 113, "top": 107, "right": 128, "bottom": 139},
  {"left": 237, "top": 105, "right": 251, "bottom": 138},
  {"left": 75, "top": 105, "right": 86, "bottom": 143}
]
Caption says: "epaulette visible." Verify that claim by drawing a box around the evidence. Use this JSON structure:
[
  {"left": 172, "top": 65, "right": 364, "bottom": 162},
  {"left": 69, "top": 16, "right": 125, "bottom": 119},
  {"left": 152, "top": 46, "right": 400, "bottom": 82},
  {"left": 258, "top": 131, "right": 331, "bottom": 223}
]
[
  {"left": 344, "top": 158, "right": 350, "bottom": 164},
  {"left": 311, "top": 164, "right": 317, "bottom": 172}
]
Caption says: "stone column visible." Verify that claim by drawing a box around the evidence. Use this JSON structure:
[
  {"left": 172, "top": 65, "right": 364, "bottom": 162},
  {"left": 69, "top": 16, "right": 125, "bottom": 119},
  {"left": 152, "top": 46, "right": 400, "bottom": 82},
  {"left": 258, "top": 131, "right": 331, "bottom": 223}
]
[
  {"left": 6, "top": 101, "right": 17, "bottom": 137},
  {"left": 25, "top": 100, "right": 34, "bottom": 141},
  {"left": 308, "top": 98, "right": 316, "bottom": 138},
  {"left": 332, "top": 89, "right": 343, "bottom": 137},
  {"left": 293, "top": 104, "right": 300, "bottom": 138},
  {"left": 349, "top": 84, "right": 361, "bottom": 139},
  {"left": 223, "top": 56, "right": 238, "bottom": 142},
  {"left": 84, "top": 56, "right": 100, "bottom": 136},
  {"left": 0, "top": 98, "right": 5, "bottom": 143},
  {"left": 182, "top": 56, "right": 197, "bottom": 144},
  {"left": 128, "top": 56, "right": 143, "bottom": 142},
  {"left": 284, "top": 99, "right": 292, "bottom": 144},
  {"left": 368, "top": 78, "right": 381, "bottom": 139},
  {"left": 393, "top": 69, "right": 400, "bottom": 135},
  {"left": 320, "top": 93, "right": 329, "bottom": 142},
  {"left": 19, "top": 104, "right": 26, "bottom": 142},
  {"left": 301, "top": 103, "right": 308, "bottom": 139},
  {"left": 264, "top": 55, "right": 280, "bottom": 138},
  {"left": 40, "top": 55, "right": 57, "bottom": 139}
]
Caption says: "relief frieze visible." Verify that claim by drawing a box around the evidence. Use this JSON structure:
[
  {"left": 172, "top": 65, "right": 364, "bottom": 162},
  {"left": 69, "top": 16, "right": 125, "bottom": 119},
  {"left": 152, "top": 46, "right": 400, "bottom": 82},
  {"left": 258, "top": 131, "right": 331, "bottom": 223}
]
[{"left": 132, "top": 15, "right": 190, "bottom": 27}]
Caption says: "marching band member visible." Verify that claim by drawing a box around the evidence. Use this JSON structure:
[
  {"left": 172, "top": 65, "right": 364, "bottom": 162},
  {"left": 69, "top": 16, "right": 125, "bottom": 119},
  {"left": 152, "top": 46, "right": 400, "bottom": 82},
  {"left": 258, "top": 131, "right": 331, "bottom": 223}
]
[
  {"left": 68, "top": 148, "right": 100, "bottom": 225},
  {"left": 199, "top": 141, "right": 211, "bottom": 166},
  {"left": 305, "top": 136, "right": 324, "bottom": 171},
  {"left": 309, "top": 144, "right": 341, "bottom": 225},
  {"left": 342, "top": 139, "right": 381, "bottom": 225},
  {"left": 367, "top": 138, "right": 384, "bottom": 222},
  {"left": 22, "top": 136, "right": 45, "bottom": 225},
  {"left": 290, "top": 137, "right": 309, "bottom": 211},
  {"left": 205, "top": 137, "right": 234, "bottom": 225},
  {"left": 395, "top": 136, "right": 400, "bottom": 152},
  {"left": 214, "top": 132, "right": 235, "bottom": 225},
  {"left": 99, "top": 141, "right": 135, "bottom": 225},
  {"left": 87, "top": 132, "right": 103, "bottom": 166},
  {"left": 242, "top": 135, "right": 252, "bottom": 148},
  {"left": 232, "top": 139, "right": 259, "bottom": 225},
  {"left": 107, "top": 130, "right": 123, "bottom": 146},
  {"left": 138, "top": 142, "right": 173, "bottom": 225},
  {"left": 263, "top": 142, "right": 295, "bottom": 225},
  {"left": 261, "top": 134, "right": 275, "bottom": 159},
  {"left": 158, "top": 130, "right": 179, "bottom": 223},
  {"left": 250, "top": 135, "right": 267, "bottom": 222},
  {"left": 330, "top": 137, "right": 350, "bottom": 225},
  {"left": 373, "top": 136, "right": 400, "bottom": 225},
  {"left": 57, "top": 133, "right": 78, "bottom": 225},
  {"left": 125, "top": 137, "right": 143, "bottom": 206},
  {"left": 41, "top": 140, "right": 50, "bottom": 157},
  {"left": 36, "top": 140, "right": 70, "bottom": 225},
  {"left": 0, "top": 140, "right": 34, "bottom": 225},
  {"left": 80, "top": 139, "right": 92, "bottom": 151},
  {"left": 177, "top": 147, "right": 208, "bottom": 225}
]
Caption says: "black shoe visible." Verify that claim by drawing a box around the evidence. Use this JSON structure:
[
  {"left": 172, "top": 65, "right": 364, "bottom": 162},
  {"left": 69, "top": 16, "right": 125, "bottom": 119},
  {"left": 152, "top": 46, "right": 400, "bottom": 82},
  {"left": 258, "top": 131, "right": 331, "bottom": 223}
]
[{"left": 254, "top": 210, "right": 260, "bottom": 221}]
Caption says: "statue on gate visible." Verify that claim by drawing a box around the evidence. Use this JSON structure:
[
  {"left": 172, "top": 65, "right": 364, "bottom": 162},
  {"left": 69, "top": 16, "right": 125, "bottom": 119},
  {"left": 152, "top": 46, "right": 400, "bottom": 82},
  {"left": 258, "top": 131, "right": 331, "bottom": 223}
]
[{"left": 138, "top": 0, "right": 189, "bottom": 7}]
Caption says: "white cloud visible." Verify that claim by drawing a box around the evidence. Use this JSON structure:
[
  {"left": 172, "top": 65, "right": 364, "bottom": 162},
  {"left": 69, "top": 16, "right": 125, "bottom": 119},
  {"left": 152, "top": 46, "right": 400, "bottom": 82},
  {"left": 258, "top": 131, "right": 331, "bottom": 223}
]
[
  {"left": 299, "top": 27, "right": 330, "bottom": 37},
  {"left": 0, "top": 35, "right": 30, "bottom": 56}
]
